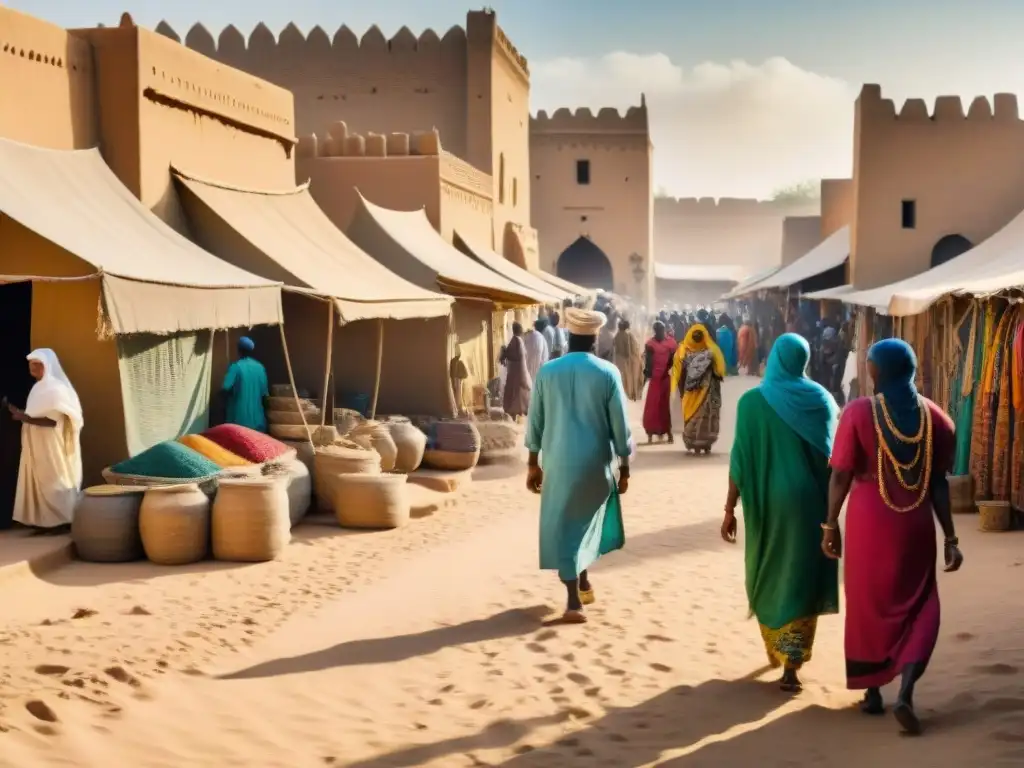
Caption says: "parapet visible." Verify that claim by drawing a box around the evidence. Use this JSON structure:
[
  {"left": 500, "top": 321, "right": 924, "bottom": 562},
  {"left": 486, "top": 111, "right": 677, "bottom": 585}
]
[
  {"left": 152, "top": 20, "right": 470, "bottom": 63},
  {"left": 654, "top": 196, "right": 816, "bottom": 216},
  {"left": 296, "top": 122, "right": 441, "bottom": 159},
  {"left": 858, "top": 83, "right": 1020, "bottom": 123},
  {"left": 530, "top": 95, "right": 649, "bottom": 135}
]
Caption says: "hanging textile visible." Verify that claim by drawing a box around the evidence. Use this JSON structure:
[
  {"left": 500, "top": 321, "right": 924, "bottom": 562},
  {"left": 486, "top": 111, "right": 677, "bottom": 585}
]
[
  {"left": 971, "top": 303, "right": 1008, "bottom": 500},
  {"left": 117, "top": 330, "right": 214, "bottom": 456},
  {"left": 951, "top": 303, "right": 979, "bottom": 476},
  {"left": 991, "top": 306, "right": 1017, "bottom": 502}
]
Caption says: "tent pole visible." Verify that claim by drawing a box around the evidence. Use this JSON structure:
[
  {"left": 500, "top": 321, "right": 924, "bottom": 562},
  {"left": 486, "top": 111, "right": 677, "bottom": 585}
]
[
  {"left": 278, "top": 320, "right": 315, "bottom": 450},
  {"left": 370, "top": 318, "right": 384, "bottom": 419},
  {"left": 320, "top": 300, "right": 334, "bottom": 428}
]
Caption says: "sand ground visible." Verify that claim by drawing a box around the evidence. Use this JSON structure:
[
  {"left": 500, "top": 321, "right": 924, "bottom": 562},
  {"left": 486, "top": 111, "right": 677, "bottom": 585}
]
[{"left": 0, "top": 376, "right": 1022, "bottom": 767}]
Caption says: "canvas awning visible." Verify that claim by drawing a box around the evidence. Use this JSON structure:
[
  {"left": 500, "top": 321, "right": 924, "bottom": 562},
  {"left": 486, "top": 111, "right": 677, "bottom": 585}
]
[
  {"left": 346, "top": 195, "right": 549, "bottom": 306},
  {"left": 455, "top": 232, "right": 567, "bottom": 303},
  {"left": 749, "top": 226, "right": 849, "bottom": 291},
  {"left": 838, "top": 208, "right": 1024, "bottom": 315},
  {"left": 654, "top": 263, "right": 747, "bottom": 283},
  {"left": 722, "top": 265, "right": 783, "bottom": 299},
  {"left": 0, "top": 138, "right": 282, "bottom": 334},
  {"left": 530, "top": 269, "right": 592, "bottom": 297},
  {"left": 803, "top": 284, "right": 856, "bottom": 301},
  {"left": 173, "top": 171, "right": 452, "bottom": 323}
]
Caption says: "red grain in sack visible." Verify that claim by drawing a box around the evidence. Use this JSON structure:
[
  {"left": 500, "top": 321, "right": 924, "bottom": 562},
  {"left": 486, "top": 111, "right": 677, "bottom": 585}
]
[{"left": 201, "top": 424, "right": 291, "bottom": 463}]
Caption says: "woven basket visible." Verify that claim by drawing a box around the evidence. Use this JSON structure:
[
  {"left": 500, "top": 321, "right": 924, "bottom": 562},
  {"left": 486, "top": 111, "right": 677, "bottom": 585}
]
[
  {"left": 269, "top": 424, "right": 338, "bottom": 444},
  {"left": 948, "top": 474, "right": 975, "bottom": 515},
  {"left": 332, "top": 473, "right": 410, "bottom": 529},
  {"left": 386, "top": 421, "right": 427, "bottom": 473},
  {"left": 476, "top": 421, "right": 522, "bottom": 452},
  {"left": 267, "top": 408, "right": 323, "bottom": 426},
  {"left": 270, "top": 384, "right": 315, "bottom": 399},
  {"left": 103, "top": 467, "right": 219, "bottom": 495},
  {"left": 349, "top": 421, "right": 399, "bottom": 472},
  {"left": 211, "top": 476, "right": 291, "bottom": 562},
  {"left": 281, "top": 440, "right": 315, "bottom": 473},
  {"left": 977, "top": 500, "right": 1012, "bottom": 532},
  {"left": 313, "top": 445, "right": 381, "bottom": 511},
  {"left": 266, "top": 396, "right": 319, "bottom": 413},
  {"left": 139, "top": 484, "right": 210, "bottom": 565},
  {"left": 422, "top": 448, "right": 480, "bottom": 472},
  {"left": 433, "top": 420, "right": 481, "bottom": 452},
  {"left": 72, "top": 485, "right": 146, "bottom": 563}
]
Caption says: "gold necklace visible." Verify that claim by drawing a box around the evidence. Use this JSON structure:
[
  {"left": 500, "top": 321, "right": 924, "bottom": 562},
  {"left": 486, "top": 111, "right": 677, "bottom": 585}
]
[
  {"left": 877, "top": 393, "right": 925, "bottom": 444},
  {"left": 871, "top": 396, "right": 933, "bottom": 512}
]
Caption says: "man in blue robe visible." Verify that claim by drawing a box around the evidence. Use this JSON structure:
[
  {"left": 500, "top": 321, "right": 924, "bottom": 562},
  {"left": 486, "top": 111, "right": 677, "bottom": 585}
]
[
  {"left": 223, "top": 336, "right": 269, "bottom": 432},
  {"left": 526, "top": 308, "right": 632, "bottom": 623}
]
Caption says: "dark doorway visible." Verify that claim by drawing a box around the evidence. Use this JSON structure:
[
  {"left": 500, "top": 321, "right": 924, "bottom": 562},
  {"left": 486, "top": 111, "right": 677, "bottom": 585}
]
[
  {"left": 556, "top": 237, "right": 613, "bottom": 291},
  {"left": 931, "top": 234, "right": 972, "bottom": 268},
  {"left": 0, "top": 282, "right": 33, "bottom": 529}
]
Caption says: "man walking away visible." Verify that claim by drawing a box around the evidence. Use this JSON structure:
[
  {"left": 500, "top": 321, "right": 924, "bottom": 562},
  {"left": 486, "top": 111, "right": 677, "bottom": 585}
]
[{"left": 526, "top": 308, "right": 632, "bottom": 624}]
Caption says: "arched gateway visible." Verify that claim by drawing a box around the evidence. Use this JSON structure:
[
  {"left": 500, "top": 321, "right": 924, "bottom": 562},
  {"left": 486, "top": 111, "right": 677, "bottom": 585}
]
[{"left": 556, "top": 237, "right": 614, "bottom": 291}]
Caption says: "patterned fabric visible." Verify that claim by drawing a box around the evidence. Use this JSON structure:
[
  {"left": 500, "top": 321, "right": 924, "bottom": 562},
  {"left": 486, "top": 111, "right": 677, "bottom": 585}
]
[
  {"left": 759, "top": 616, "right": 819, "bottom": 669},
  {"left": 992, "top": 317, "right": 1015, "bottom": 501},
  {"left": 682, "top": 376, "right": 721, "bottom": 450}
]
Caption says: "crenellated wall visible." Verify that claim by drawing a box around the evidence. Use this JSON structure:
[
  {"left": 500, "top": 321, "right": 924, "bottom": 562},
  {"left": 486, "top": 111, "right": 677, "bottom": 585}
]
[
  {"left": 0, "top": 7, "right": 98, "bottom": 149},
  {"left": 296, "top": 121, "right": 494, "bottom": 255},
  {"left": 654, "top": 193, "right": 818, "bottom": 278},
  {"left": 530, "top": 98, "right": 654, "bottom": 304},
  {"left": 152, "top": 9, "right": 531, "bottom": 259},
  {"left": 852, "top": 83, "right": 1024, "bottom": 288}
]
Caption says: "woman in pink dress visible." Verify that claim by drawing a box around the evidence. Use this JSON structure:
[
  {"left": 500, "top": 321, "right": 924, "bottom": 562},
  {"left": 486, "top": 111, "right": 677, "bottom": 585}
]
[
  {"left": 822, "top": 339, "right": 963, "bottom": 735},
  {"left": 642, "top": 321, "right": 677, "bottom": 443}
]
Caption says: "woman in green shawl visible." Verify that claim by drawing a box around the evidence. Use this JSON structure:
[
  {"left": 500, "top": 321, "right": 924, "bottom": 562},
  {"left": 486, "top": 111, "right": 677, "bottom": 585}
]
[{"left": 722, "top": 333, "right": 840, "bottom": 693}]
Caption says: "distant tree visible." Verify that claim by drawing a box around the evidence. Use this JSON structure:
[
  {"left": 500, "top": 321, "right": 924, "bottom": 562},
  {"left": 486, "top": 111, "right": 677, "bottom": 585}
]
[{"left": 771, "top": 180, "right": 821, "bottom": 204}]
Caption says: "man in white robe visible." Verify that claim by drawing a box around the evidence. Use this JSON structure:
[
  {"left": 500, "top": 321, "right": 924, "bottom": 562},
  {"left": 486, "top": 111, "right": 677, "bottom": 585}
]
[{"left": 524, "top": 318, "right": 550, "bottom": 384}]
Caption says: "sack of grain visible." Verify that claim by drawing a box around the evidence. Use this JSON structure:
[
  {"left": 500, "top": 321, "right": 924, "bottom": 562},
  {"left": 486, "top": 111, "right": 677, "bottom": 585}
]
[
  {"left": 211, "top": 476, "right": 291, "bottom": 562},
  {"left": 332, "top": 473, "right": 409, "bottom": 529},
  {"left": 177, "top": 434, "right": 253, "bottom": 468},
  {"left": 202, "top": 424, "right": 293, "bottom": 463},
  {"left": 475, "top": 421, "right": 522, "bottom": 452},
  {"left": 108, "top": 442, "right": 222, "bottom": 491},
  {"left": 313, "top": 444, "right": 381, "bottom": 512}
]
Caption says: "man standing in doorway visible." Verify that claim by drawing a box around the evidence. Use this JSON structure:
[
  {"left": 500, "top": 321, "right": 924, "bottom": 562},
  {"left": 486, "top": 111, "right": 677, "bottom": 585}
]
[
  {"left": 223, "top": 336, "right": 269, "bottom": 432},
  {"left": 526, "top": 308, "right": 632, "bottom": 623}
]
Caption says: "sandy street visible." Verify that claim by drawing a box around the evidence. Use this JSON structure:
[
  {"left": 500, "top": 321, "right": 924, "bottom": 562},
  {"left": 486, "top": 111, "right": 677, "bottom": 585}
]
[{"left": 0, "top": 376, "right": 1022, "bottom": 767}]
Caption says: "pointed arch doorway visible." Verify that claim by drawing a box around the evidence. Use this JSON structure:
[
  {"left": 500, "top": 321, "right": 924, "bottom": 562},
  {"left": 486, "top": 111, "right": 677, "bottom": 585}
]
[{"left": 556, "top": 237, "right": 613, "bottom": 291}]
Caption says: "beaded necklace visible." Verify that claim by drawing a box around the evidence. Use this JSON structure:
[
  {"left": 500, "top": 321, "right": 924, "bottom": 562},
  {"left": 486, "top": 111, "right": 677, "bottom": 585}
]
[{"left": 870, "top": 394, "right": 933, "bottom": 512}]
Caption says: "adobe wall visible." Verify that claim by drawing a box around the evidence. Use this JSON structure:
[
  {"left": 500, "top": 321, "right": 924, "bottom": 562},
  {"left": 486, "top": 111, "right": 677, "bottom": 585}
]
[
  {"left": 654, "top": 195, "right": 820, "bottom": 275},
  {"left": 0, "top": 8, "right": 97, "bottom": 149},
  {"left": 852, "top": 84, "right": 1024, "bottom": 288},
  {"left": 820, "top": 178, "right": 853, "bottom": 238},
  {"left": 530, "top": 101, "right": 654, "bottom": 304},
  {"left": 781, "top": 215, "right": 822, "bottom": 266},
  {"left": 80, "top": 20, "right": 296, "bottom": 234},
  {"left": 157, "top": 10, "right": 532, "bottom": 257}
]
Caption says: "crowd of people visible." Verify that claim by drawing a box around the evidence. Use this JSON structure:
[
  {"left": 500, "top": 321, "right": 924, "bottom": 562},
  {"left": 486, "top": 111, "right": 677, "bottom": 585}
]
[{"left": 522, "top": 303, "right": 964, "bottom": 736}]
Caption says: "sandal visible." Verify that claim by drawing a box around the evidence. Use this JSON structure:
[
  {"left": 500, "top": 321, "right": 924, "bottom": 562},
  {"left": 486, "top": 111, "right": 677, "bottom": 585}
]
[
  {"left": 560, "top": 609, "right": 588, "bottom": 624},
  {"left": 580, "top": 588, "right": 596, "bottom": 606}
]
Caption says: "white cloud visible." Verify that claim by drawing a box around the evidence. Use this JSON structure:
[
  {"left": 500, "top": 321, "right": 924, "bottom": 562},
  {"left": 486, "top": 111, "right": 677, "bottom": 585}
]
[{"left": 530, "top": 53, "right": 856, "bottom": 199}]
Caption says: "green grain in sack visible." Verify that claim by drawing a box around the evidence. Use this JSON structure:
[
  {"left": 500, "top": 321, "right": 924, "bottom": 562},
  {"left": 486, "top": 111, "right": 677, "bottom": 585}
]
[{"left": 111, "top": 440, "right": 221, "bottom": 479}]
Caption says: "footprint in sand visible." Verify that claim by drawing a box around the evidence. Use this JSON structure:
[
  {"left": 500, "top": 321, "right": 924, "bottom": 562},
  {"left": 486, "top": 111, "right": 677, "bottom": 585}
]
[
  {"left": 982, "top": 698, "right": 1024, "bottom": 714},
  {"left": 71, "top": 608, "right": 97, "bottom": 620},
  {"left": 955, "top": 632, "right": 976, "bottom": 642},
  {"left": 34, "top": 665, "right": 69, "bottom": 677},
  {"left": 538, "top": 663, "right": 560, "bottom": 674},
  {"left": 526, "top": 643, "right": 547, "bottom": 654},
  {"left": 645, "top": 634, "right": 674, "bottom": 643},
  {"left": 608, "top": 733, "right": 629, "bottom": 743},
  {"left": 649, "top": 663, "right": 672, "bottom": 673},
  {"left": 567, "top": 672, "right": 592, "bottom": 686},
  {"left": 972, "top": 664, "right": 1019, "bottom": 676},
  {"left": 25, "top": 700, "right": 58, "bottom": 723},
  {"left": 104, "top": 667, "right": 141, "bottom": 687},
  {"left": 535, "top": 630, "right": 558, "bottom": 642}
]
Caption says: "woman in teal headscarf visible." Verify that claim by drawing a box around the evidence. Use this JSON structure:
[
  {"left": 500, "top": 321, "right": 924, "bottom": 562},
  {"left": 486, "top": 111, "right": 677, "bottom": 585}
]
[{"left": 722, "top": 333, "right": 840, "bottom": 692}]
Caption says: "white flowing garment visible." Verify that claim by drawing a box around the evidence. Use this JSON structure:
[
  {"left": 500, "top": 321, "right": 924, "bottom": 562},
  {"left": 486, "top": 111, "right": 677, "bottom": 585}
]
[
  {"left": 523, "top": 330, "right": 549, "bottom": 384},
  {"left": 14, "top": 349, "right": 84, "bottom": 528}
]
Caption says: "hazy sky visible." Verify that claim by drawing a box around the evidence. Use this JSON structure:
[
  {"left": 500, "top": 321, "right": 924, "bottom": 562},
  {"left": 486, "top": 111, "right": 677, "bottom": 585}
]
[{"left": 9, "top": 0, "right": 1024, "bottom": 198}]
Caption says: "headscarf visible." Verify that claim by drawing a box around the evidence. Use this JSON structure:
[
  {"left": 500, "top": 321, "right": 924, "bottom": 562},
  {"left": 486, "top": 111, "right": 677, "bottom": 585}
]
[
  {"left": 238, "top": 336, "right": 255, "bottom": 355},
  {"left": 868, "top": 338, "right": 921, "bottom": 465},
  {"left": 670, "top": 324, "right": 725, "bottom": 394},
  {"left": 758, "top": 334, "right": 838, "bottom": 457},
  {"left": 25, "top": 349, "right": 84, "bottom": 432}
]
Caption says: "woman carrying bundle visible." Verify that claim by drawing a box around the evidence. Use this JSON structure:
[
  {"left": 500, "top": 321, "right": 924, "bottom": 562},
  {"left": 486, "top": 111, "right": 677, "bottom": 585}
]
[{"left": 670, "top": 324, "right": 726, "bottom": 453}]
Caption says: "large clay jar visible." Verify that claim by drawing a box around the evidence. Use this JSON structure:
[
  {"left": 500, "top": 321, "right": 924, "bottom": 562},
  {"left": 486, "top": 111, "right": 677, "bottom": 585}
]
[
  {"left": 349, "top": 421, "right": 399, "bottom": 472},
  {"left": 139, "top": 484, "right": 211, "bottom": 566},
  {"left": 72, "top": 485, "right": 146, "bottom": 563},
  {"left": 385, "top": 421, "right": 427, "bottom": 473},
  {"left": 212, "top": 477, "right": 291, "bottom": 562},
  {"left": 313, "top": 444, "right": 381, "bottom": 511},
  {"left": 332, "top": 473, "right": 410, "bottom": 529}
]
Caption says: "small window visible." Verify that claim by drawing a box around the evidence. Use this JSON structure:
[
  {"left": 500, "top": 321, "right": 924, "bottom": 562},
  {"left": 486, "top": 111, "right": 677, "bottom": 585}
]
[
  {"left": 576, "top": 159, "right": 590, "bottom": 185},
  {"left": 512, "top": 178, "right": 518, "bottom": 207},
  {"left": 498, "top": 153, "right": 506, "bottom": 204},
  {"left": 901, "top": 199, "right": 916, "bottom": 229}
]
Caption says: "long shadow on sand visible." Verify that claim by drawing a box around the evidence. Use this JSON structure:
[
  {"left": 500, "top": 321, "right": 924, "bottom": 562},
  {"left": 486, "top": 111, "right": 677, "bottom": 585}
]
[
  {"left": 218, "top": 605, "right": 551, "bottom": 681},
  {"left": 597, "top": 519, "right": 723, "bottom": 573}
]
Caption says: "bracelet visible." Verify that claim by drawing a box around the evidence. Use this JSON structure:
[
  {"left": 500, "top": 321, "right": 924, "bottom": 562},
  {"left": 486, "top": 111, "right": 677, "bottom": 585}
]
[
  {"left": 944, "top": 535, "right": 959, "bottom": 546},
  {"left": 820, "top": 522, "right": 837, "bottom": 531}
]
